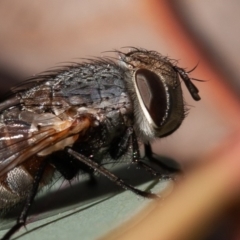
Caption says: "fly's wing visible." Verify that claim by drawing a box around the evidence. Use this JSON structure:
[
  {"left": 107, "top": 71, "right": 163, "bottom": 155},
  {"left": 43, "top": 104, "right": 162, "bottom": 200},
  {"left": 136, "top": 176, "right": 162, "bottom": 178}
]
[
  {"left": 0, "top": 119, "right": 54, "bottom": 170},
  {"left": 0, "top": 111, "right": 91, "bottom": 178}
]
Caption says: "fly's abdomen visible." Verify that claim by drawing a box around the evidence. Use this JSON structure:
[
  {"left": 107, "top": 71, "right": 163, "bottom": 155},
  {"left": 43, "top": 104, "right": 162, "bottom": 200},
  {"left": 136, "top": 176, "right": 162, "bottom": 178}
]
[{"left": 0, "top": 157, "right": 54, "bottom": 211}]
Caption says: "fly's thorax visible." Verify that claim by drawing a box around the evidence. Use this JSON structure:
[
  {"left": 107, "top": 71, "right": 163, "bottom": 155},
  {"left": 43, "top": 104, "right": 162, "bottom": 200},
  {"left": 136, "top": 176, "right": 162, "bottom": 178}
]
[{"left": 120, "top": 49, "right": 185, "bottom": 141}]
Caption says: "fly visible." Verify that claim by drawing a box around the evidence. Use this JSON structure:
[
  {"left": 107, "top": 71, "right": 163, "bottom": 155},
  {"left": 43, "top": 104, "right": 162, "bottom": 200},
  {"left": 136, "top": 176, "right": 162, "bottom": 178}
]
[{"left": 0, "top": 48, "right": 200, "bottom": 239}]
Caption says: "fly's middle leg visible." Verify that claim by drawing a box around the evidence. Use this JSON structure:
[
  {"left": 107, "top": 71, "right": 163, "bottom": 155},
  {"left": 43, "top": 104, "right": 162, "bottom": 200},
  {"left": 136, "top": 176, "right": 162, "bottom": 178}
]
[{"left": 66, "top": 148, "right": 157, "bottom": 199}]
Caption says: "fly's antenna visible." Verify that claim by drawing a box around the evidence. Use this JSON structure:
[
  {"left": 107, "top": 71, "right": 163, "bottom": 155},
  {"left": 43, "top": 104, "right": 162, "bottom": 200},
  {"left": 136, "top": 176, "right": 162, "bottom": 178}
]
[{"left": 173, "top": 66, "right": 201, "bottom": 101}]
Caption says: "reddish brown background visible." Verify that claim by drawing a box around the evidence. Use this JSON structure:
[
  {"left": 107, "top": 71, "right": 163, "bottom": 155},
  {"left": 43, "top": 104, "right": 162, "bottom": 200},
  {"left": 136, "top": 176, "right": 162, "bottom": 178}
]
[{"left": 0, "top": 1, "right": 240, "bottom": 239}]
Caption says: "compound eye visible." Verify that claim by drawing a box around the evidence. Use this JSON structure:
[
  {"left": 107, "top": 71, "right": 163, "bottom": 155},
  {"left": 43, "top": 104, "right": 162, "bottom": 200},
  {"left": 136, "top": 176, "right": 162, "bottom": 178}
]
[{"left": 135, "top": 69, "right": 167, "bottom": 127}]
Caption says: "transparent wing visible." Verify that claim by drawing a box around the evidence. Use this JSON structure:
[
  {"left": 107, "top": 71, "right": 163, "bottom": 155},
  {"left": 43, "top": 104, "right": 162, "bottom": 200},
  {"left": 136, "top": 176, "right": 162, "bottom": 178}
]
[{"left": 0, "top": 113, "right": 91, "bottom": 178}]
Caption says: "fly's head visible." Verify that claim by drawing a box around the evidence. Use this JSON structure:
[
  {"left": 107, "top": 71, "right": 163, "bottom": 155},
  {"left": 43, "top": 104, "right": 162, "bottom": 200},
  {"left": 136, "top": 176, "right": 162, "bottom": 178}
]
[{"left": 119, "top": 48, "right": 201, "bottom": 142}]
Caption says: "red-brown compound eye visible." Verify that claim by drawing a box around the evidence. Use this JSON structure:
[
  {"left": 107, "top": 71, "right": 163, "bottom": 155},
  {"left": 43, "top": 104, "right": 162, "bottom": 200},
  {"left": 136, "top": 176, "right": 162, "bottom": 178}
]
[{"left": 135, "top": 68, "right": 168, "bottom": 128}]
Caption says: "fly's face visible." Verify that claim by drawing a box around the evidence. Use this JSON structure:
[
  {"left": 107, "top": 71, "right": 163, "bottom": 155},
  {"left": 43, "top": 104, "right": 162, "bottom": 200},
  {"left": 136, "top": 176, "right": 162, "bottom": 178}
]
[{"left": 119, "top": 49, "right": 200, "bottom": 140}]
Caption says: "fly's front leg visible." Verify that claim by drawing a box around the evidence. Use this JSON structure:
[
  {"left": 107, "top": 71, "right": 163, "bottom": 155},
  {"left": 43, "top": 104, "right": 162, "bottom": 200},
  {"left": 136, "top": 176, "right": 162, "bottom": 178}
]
[
  {"left": 131, "top": 130, "right": 170, "bottom": 179},
  {"left": 144, "top": 143, "right": 182, "bottom": 174},
  {"left": 2, "top": 160, "right": 48, "bottom": 240},
  {"left": 109, "top": 127, "right": 133, "bottom": 159},
  {"left": 111, "top": 126, "right": 168, "bottom": 179},
  {"left": 66, "top": 148, "right": 157, "bottom": 199}
]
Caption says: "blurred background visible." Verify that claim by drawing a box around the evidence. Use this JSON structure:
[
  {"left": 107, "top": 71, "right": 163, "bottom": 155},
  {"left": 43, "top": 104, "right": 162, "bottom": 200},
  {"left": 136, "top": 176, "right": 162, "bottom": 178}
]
[{"left": 0, "top": 0, "right": 240, "bottom": 239}]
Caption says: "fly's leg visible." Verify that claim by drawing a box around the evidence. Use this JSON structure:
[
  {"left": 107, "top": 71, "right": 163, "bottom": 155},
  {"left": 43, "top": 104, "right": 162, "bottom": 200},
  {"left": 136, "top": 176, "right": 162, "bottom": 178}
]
[
  {"left": 144, "top": 143, "right": 182, "bottom": 174},
  {"left": 48, "top": 150, "right": 97, "bottom": 185},
  {"left": 131, "top": 130, "right": 169, "bottom": 178},
  {"left": 66, "top": 148, "right": 157, "bottom": 199},
  {"left": 110, "top": 127, "right": 174, "bottom": 179},
  {"left": 110, "top": 127, "right": 133, "bottom": 159},
  {"left": 2, "top": 160, "right": 48, "bottom": 240}
]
